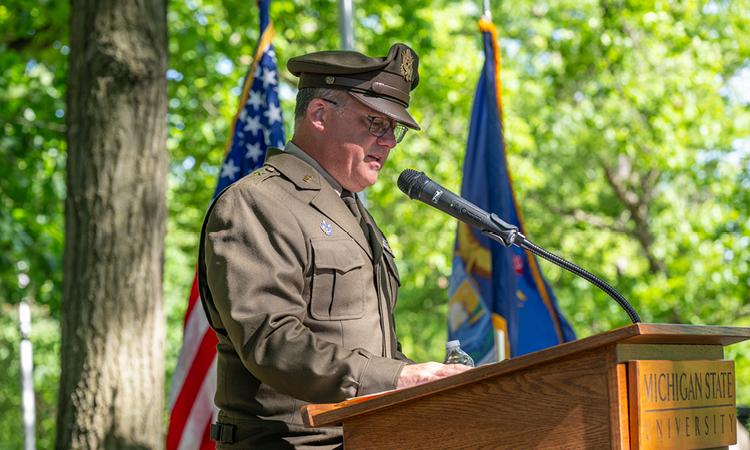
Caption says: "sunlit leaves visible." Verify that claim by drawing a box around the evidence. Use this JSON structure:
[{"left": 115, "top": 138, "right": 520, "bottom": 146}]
[
  {"left": 2, "top": 1, "right": 750, "bottom": 444},
  {"left": 0, "top": 0, "right": 67, "bottom": 432}
]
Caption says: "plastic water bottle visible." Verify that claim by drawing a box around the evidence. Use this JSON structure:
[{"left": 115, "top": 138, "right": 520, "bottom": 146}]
[{"left": 444, "top": 340, "right": 475, "bottom": 367}]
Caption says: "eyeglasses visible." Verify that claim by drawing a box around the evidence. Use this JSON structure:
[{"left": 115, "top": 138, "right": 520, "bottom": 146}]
[
  {"left": 321, "top": 98, "right": 408, "bottom": 143},
  {"left": 367, "top": 116, "right": 408, "bottom": 143}
]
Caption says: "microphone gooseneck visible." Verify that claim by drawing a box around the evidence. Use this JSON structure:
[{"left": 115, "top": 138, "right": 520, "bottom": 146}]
[
  {"left": 397, "top": 168, "right": 642, "bottom": 324},
  {"left": 517, "top": 236, "right": 641, "bottom": 324}
]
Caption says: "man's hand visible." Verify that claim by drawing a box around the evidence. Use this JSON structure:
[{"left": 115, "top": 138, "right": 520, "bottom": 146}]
[{"left": 396, "top": 362, "right": 472, "bottom": 389}]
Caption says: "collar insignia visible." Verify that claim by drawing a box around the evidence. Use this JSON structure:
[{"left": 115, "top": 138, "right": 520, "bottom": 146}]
[{"left": 320, "top": 220, "right": 333, "bottom": 236}]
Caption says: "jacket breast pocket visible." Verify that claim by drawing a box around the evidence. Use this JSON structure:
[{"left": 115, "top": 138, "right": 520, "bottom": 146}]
[{"left": 310, "top": 238, "right": 365, "bottom": 320}]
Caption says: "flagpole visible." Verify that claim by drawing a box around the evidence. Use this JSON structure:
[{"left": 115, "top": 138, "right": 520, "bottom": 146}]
[
  {"left": 337, "top": 0, "right": 355, "bottom": 50},
  {"left": 338, "top": 0, "right": 371, "bottom": 206},
  {"left": 481, "top": 0, "right": 505, "bottom": 359},
  {"left": 19, "top": 300, "right": 36, "bottom": 450}
]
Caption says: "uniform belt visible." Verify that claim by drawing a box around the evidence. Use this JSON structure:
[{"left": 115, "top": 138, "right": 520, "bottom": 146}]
[{"left": 210, "top": 422, "right": 236, "bottom": 444}]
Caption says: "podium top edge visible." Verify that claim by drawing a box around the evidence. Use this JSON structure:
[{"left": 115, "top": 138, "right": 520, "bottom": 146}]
[
  {"left": 567, "top": 323, "right": 750, "bottom": 350},
  {"left": 623, "top": 322, "right": 750, "bottom": 343},
  {"left": 302, "top": 323, "right": 750, "bottom": 427}
]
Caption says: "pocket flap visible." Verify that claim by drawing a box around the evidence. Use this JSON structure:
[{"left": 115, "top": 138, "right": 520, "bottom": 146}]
[{"left": 311, "top": 238, "right": 364, "bottom": 272}]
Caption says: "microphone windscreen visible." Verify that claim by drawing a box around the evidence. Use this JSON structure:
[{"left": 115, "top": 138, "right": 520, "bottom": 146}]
[{"left": 397, "top": 169, "right": 425, "bottom": 198}]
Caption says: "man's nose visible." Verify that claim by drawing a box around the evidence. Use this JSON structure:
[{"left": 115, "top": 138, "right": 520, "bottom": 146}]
[{"left": 377, "top": 128, "right": 398, "bottom": 148}]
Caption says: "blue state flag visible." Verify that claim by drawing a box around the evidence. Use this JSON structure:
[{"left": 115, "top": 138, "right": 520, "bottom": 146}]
[{"left": 447, "top": 18, "right": 575, "bottom": 364}]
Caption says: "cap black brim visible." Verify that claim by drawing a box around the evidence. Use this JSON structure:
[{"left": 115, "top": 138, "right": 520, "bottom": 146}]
[{"left": 349, "top": 93, "right": 421, "bottom": 131}]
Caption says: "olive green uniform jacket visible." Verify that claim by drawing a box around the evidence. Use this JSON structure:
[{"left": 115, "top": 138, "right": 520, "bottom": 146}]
[{"left": 198, "top": 149, "right": 411, "bottom": 449}]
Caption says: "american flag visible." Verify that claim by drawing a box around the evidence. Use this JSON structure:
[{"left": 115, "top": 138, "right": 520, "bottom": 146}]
[{"left": 166, "top": 1, "right": 285, "bottom": 448}]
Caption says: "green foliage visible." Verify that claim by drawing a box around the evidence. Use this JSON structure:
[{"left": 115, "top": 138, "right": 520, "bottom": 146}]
[
  {"left": 0, "top": 304, "right": 59, "bottom": 450},
  {"left": 0, "top": 0, "right": 67, "bottom": 447},
  {"left": 500, "top": 0, "right": 750, "bottom": 361},
  {"left": 1, "top": 0, "right": 749, "bottom": 447},
  {"left": 0, "top": 0, "right": 67, "bottom": 313}
]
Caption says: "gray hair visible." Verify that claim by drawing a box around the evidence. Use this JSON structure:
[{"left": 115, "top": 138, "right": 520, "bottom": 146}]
[{"left": 294, "top": 88, "right": 350, "bottom": 126}]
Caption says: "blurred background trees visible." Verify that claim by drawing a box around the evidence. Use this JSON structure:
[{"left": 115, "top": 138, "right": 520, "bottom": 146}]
[{"left": 0, "top": 0, "right": 748, "bottom": 447}]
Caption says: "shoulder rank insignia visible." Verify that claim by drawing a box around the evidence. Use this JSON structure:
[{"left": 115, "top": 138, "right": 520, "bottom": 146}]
[{"left": 320, "top": 220, "right": 333, "bottom": 236}]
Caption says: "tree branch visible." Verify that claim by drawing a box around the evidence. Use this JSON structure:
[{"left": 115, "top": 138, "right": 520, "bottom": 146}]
[
  {"left": 599, "top": 156, "right": 668, "bottom": 275},
  {"left": 541, "top": 199, "right": 630, "bottom": 234},
  {"left": 1, "top": 117, "right": 66, "bottom": 134}
]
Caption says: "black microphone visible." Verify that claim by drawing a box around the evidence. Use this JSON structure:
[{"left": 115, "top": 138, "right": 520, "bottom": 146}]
[
  {"left": 397, "top": 169, "right": 523, "bottom": 246},
  {"left": 397, "top": 168, "right": 642, "bottom": 324}
]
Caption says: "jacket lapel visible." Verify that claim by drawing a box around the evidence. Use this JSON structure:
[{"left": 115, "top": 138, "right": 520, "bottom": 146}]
[
  {"left": 310, "top": 189, "right": 374, "bottom": 260},
  {"left": 265, "top": 150, "right": 374, "bottom": 260}
]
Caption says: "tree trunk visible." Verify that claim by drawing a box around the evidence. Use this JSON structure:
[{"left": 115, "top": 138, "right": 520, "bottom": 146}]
[{"left": 57, "top": 0, "right": 167, "bottom": 447}]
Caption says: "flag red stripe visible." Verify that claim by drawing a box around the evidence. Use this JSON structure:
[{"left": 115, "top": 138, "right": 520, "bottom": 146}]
[
  {"left": 184, "top": 271, "right": 201, "bottom": 328},
  {"left": 200, "top": 418, "right": 214, "bottom": 450},
  {"left": 166, "top": 330, "right": 218, "bottom": 450},
  {"left": 169, "top": 7, "right": 281, "bottom": 450}
]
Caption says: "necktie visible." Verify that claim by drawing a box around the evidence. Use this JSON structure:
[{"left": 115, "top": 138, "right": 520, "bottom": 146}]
[
  {"left": 341, "top": 190, "right": 363, "bottom": 221},
  {"left": 342, "top": 191, "right": 383, "bottom": 261}
]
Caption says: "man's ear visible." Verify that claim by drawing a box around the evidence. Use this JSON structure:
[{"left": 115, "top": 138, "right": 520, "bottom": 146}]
[{"left": 306, "top": 98, "right": 328, "bottom": 132}]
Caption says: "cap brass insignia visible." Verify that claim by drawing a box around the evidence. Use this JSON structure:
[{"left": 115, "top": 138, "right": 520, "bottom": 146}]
[
  {"left": 302, "top": 174, "right": 313, "bottom": 183},
  {"left": 400, "top": 49, "right": 414, "bottom": 83},
  {"left": 325, "top": 76, "right": 335, "bottom": 85}
]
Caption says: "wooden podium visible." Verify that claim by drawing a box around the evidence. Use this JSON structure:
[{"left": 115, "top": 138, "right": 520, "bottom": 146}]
[{"left": 302, "top": 324, "right": 750, "bottom": 449}]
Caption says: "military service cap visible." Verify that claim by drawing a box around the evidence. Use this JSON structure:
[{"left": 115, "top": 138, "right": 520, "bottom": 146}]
[{"left": 287, "top": 43, "right": 421, "bottom": 130}]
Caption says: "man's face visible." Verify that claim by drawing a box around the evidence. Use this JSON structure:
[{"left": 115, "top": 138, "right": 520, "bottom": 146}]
[{"left": 321, "top": 97, "right": 400, "bottom": 192}]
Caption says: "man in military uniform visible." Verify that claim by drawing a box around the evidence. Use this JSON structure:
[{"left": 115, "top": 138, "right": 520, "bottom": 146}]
[{"left": 199, "top": 43, "right": 470, "bottom": 449}]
